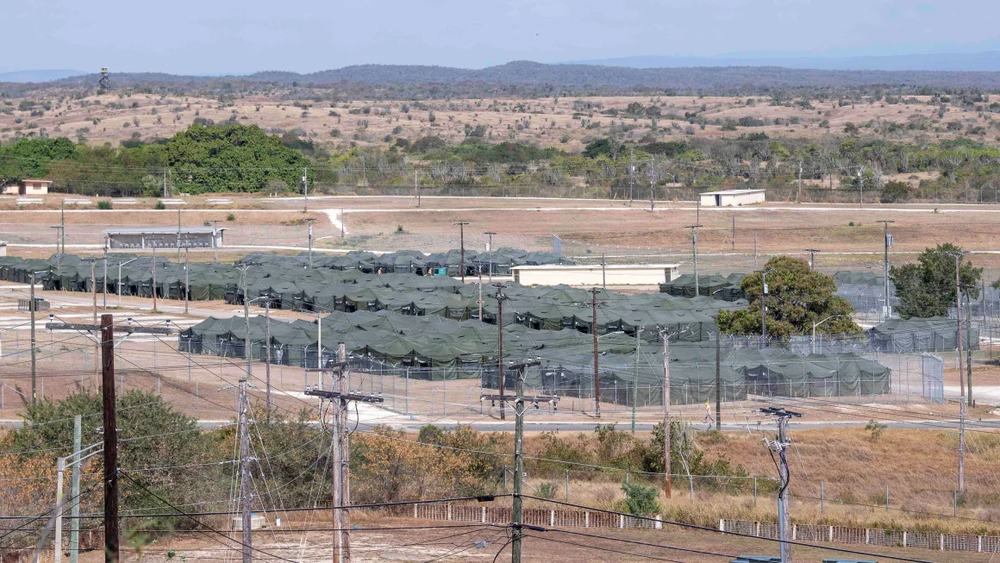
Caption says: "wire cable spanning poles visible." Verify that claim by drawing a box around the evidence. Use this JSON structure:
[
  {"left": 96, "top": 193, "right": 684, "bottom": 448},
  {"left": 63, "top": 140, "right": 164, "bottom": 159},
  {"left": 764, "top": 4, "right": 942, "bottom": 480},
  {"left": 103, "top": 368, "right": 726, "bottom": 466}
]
[{"left": 760, "top": 407, "right": 801, "bottom": 563}]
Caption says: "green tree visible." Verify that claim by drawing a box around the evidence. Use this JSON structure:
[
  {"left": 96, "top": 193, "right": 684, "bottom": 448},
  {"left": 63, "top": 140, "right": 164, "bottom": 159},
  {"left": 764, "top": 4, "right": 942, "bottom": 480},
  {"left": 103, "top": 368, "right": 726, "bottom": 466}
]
[
  {"left": 716, "top": 256, "right": 861, "bottom": 338},
  {"left": 166, "top": 123, "right": 310, "bottom": 194},
  {"left": 6, "top": 390, "right": 221, "bottom": 532},
  {"left": 890, "top": 243, "right": 982, "bottom": 319}
]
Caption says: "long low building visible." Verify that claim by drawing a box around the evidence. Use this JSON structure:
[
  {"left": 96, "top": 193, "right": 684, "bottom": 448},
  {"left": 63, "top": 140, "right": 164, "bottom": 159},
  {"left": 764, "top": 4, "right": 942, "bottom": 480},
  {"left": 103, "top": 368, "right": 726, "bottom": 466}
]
[
  {"left": 699, "top": 188, "right": 765, "bottom": 207},
  {"left": 103, "top": 227, "right": 226, "bottom": 249},
  {"left": 512, "top": 264, "right": 679, "bottom": 286}
]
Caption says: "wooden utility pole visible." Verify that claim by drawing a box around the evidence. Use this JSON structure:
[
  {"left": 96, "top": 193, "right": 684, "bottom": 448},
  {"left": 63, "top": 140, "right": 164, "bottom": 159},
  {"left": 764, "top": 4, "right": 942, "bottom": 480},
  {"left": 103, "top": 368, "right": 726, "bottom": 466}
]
[
  {"left": 337, "top": 344, "right": 351, "bottom": 563},
  {"left": 305, "top": 358, "right": 381, "bottom": 563},
  {"left": 661, "top": 330, "right": 671, "bottom": 498},
  {"left": 238, "top": 379, "right": 252, "bottom": 563},
  {"left": 101, "top": 314, "right": 119, "bottom": 563},
  {"left": 591, "top": 288, "right": 601, "bottom": 418},
  {"left": 454, "top": 222, "right": 470, "bottom": 283},
  {"left": 495, "top": 284, "right": 506, "bottom": 421}
]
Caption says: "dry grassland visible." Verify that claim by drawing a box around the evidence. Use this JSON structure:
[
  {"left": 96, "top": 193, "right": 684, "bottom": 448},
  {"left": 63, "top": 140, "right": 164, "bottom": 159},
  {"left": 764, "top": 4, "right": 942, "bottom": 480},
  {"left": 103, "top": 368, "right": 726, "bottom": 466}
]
[{"left": 0, "top": 91, "right": 981, "bottom": 150}]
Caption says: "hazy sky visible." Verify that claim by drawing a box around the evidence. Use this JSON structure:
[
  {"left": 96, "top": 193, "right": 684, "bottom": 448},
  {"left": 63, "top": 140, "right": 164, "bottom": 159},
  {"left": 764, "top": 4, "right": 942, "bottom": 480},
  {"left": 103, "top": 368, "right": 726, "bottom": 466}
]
[{"left": 6, "top": 0, "right": 1000, "bottom": 73}]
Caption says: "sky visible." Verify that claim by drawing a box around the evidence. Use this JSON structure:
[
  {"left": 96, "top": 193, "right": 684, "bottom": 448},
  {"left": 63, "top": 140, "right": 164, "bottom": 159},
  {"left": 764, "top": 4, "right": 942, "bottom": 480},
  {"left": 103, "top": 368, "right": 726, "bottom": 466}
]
[{"left": 6, "top": 0, "right": 1000, "bottom": 74}]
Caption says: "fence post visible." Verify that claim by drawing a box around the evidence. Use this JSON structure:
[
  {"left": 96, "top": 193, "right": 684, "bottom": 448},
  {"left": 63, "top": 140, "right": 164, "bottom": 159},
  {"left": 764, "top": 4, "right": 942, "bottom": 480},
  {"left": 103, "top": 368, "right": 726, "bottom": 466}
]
[
  {"left": 753, "top": 477, "right": 757, "bottom": 505},
  {"left": 565, "top": 470, "right": 569, "bottom": 502},
  {"left": 820, "top": 480, "right": 824, "bottom": 513},
  {"left": 955, "top": 490, "right": 958, "bottom": 517},
  {"left": 886, "top": 485, "right": 889, "bottom": 511}
]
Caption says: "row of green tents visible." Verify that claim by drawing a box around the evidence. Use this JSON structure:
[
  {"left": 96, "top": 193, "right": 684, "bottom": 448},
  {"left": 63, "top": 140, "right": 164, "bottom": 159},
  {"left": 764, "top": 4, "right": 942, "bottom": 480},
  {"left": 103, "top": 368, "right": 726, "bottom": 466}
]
[{"left": 180, "top": 311, "right": 892, "bottom": 404}]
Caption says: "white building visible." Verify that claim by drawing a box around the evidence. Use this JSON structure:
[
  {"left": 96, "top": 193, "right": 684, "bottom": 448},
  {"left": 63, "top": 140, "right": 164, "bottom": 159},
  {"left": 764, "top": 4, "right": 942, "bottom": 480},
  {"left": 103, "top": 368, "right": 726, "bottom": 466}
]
[
  {"left": 103, "top": 227, "right": 226, "bottom": 249},
  {"left": 2, "top": 179, "right": 51, "bottom": 196},
  {"left": 699, "top": 188, "right": 765, "bottom": 207},
  {"left": 511, "top": 264, "right": 679, "bottom": 286}
]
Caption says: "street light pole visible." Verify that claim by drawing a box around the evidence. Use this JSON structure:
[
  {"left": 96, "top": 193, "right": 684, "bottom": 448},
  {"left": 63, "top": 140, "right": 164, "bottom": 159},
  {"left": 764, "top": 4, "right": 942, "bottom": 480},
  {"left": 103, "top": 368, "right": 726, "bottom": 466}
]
[
  {"left": 686, "top": 225, "right": 702, "bottom": 296},
  {"left": 484, "top": 231, "right": 496, "bottom": 283},
  {"left": 804, "top": 248, "right": 821, "bottom": 271},
  {"left": 877, "top": 220, "right": 895, "bottom": 321}
]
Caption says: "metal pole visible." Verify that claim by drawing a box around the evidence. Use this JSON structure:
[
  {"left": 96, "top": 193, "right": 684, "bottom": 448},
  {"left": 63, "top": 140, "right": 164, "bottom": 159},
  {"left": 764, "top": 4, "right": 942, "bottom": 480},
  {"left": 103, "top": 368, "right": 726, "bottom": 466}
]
[
  {"left": 592, "top": 288, "right": 601, "bottom": 417},
  {"left": 662, "top": 331, "right": 671, "bottom": 498},
  {"left": 238, "top": 379, "right": 252, "bottom": 563},
  {"left": 308, "top": 221, "right": 314, "bottom": 269},
  {"left": 265, "top": 300, "right": 272, "bottom": 412},
  {"left": 511, "top": 362, "right": 525, "bottom": 563},
  {"left": 30, "top": 273, "right": 37, "bottom": 405},
  {"left": 715, "top": 332, "right": 721, "bottom": 431},
  {"left": 688, "top": 225, "right": 701, "bottom": 296},
  {"left": 151, "top": 245, "right": 157, "bottom": 312},
  {"left": 496, "top": 285, "right": 505, "bottom": 421},
  {"left": 69, "top": 415, "right": 81, "bottom": 563},
  {"left": 956, "top": 254, "right": 965, "bottom": 402},
  {"left": 632, "top": 327, "right": 639, "bottom": 433},
  {"left": 778, "top": 416, "right": 791, "bottom": 563},
  {"left": 245, "top": 293, "right": 252, "bottom": 383},
  {"left": 184, "top": 248, "right": 190, "bottom": 315},
  {"left": 102, "top": 248, "right": 108, "bottom": 309},
  {"left": 761, "top": 271, "right": 768, "bottom": 342},
  {"left": 101, "top": 314, "right": 119, "bottom": 563},
  {"left": 54, "top": 458, "right": 65, "bottom": 563}
]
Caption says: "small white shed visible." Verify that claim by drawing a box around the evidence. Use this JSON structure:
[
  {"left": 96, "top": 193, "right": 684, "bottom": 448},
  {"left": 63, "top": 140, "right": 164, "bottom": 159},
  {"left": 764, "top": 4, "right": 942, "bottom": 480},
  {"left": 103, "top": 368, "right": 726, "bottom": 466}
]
[{"left": 699, "top": 189, "right": 765, "bottom": 207}]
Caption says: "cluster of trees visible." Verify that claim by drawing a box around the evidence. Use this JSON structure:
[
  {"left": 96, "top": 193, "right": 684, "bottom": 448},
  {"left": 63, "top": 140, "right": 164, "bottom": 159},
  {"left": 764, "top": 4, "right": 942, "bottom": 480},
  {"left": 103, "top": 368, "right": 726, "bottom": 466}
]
[
  {"left": 717, "top": 247, "right": 985, "bottom": 334},
  {"left": 5, "top": 118, "right": 1000, "bottom": 201},
  {"left": 0, "top": 124, "right": 310, "bottom": 196}
]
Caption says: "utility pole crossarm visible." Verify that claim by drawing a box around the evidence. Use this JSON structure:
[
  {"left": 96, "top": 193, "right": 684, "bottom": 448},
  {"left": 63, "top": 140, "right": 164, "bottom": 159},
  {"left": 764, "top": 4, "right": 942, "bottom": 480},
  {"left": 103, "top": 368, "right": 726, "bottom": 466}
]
[{"left": 304, "top": 389, "right": 383, "bottom": 404}]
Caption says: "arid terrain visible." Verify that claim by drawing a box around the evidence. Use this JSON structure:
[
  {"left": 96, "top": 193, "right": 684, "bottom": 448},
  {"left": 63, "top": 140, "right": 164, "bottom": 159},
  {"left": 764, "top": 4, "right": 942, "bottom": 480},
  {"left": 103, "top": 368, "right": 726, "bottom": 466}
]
[{"left": 0, "top": 91, "right": 985, "bottom": 150}]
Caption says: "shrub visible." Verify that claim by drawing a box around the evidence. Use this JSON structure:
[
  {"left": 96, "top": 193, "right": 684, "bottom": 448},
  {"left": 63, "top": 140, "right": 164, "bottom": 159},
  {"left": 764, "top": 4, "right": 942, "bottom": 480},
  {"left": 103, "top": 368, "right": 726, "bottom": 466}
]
[
  {"left": 880, "top": 180, "right": 911, "bottom": 203},
  {"left": 97, "top": 200, "right": 112, "bottom": 210},
  {"left": 621, "top": 481, "right": 661, "bottom": 516},
  {"left": 226, "top": 213, "right": 235, "bottom": 221},
  {"left": 536, "top": 482, "right": 558, "bottom": 500},
  {"left": 154, "top": 200, "right": 165, "bottom": 210}
]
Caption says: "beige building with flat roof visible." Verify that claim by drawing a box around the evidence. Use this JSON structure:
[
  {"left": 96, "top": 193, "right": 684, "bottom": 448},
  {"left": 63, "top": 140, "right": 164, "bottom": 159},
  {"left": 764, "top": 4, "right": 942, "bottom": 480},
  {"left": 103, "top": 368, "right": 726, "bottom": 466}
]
[
  {"left": 511, "top": 264, "right": 679, "bottom": 286},
  {"left": 699, "top": 188, "right": 765, "bottom": 207},
  {"left": 2, "top": 179, "right": 51, "bottom": 196}
]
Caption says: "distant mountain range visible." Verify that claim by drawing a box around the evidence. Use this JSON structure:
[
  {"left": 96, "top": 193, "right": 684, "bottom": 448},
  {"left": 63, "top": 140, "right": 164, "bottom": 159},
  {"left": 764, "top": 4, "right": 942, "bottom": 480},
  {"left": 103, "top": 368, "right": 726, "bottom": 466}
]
[
  {"left": 567, "top": 52, "right": 1000, "bottom": 72},
  {"left": 7, "top": 59, "right": 1000, "bottom": 97},
  {"left": 0, "top": 69, "right": 87, "bottom": 83}
]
